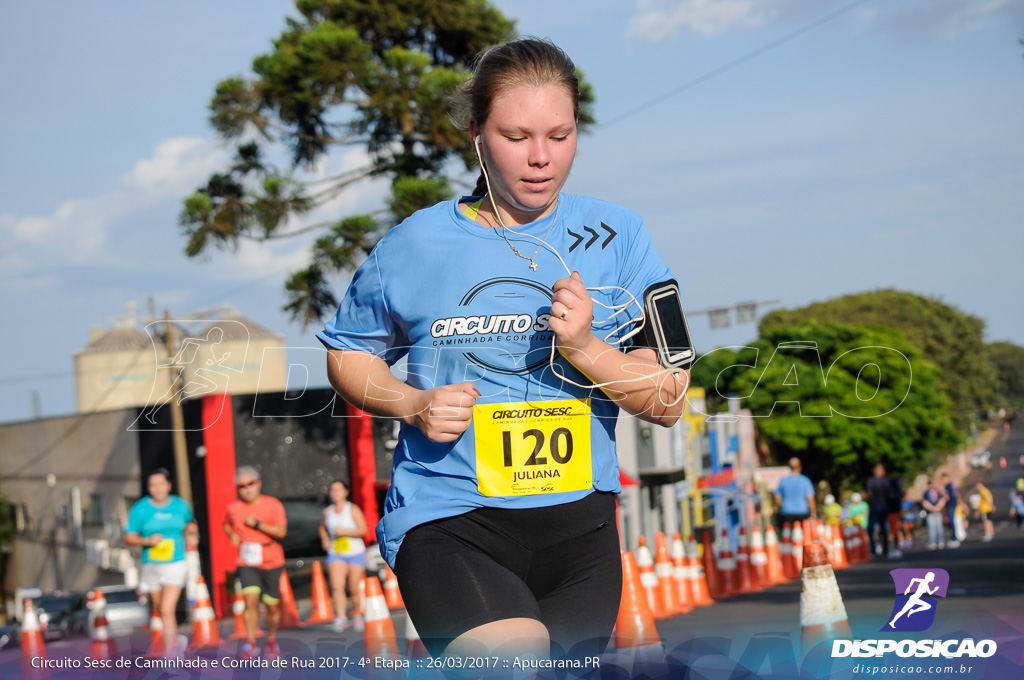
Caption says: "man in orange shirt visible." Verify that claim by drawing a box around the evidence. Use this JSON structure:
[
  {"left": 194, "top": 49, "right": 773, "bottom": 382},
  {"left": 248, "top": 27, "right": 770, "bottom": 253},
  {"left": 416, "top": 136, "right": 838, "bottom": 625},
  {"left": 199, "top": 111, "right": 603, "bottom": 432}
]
[{"left": 223, "top": 466, "right": 288, "bottom": 660}]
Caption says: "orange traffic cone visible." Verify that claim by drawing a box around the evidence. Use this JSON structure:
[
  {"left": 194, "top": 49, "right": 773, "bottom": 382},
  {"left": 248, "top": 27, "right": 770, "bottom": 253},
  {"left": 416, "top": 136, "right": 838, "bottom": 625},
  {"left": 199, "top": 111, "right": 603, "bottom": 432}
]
[
  {"left": 670, "top": 533, "right": 694, "bottom": 614},
  {"left": 90, "top": 590, "right": 118, "bottom": 662},
  {"left": 717, "top": 529, "right": 739, "bottom": 596},
  {"left": 278, "top": 570, "right": 305, "bottom": 629},
  {"left": 832, "top": 524, "right": 848, "bottom": 570},
  {"left": 229, "top": 579, "right": 264, "bottom": 640},
  {"left": 147, "top": 606, "right": 164, "bottom": 656},
  {"left": 791, "top": 522, "right": 805, "bottom": 577},
  {"left": 187, "top": 576, "right": 221, "bottom": 649},
  {"left": 1000, "top": 456, "right": 1006, "bottom": 469},
  {"left": 842, "top": 522, "right": 859, "bottom": 564},
  {"left": 801, "top": 521, "right": 816, "bottom": 571},
  {"left": 822, "top": 524, "right": 835, "bottom": 567},
  {"left": 636, "top": 536, "right": 666, "bottom": 619},
  {"left": 749, "top": 525, "right": 770, "bottom": 589},
  {"left": 404, "top": 616, "right": 430, "bottom": 660},
  {"left": 383, "top": 564, "right": 405, "bottom": 611},
  {"left": 766, "top": 524, "right": 787, "bottom": 585},
  {"left": 654, "top": 532, "right": 683, "bottom": 618},
  {"left": 700, "top": 531, "right": 725, "bottom": 600},
  {"left": 686, "top": 535, "right": 714, "bottom": 607},
  {"left": 306, "top": 561, "right": 336, "bottom": 624},
  {"left": 857, "top": 523, "right": 870, "bottom": 563},
  {"left": 21, "top": 599, "right": 47, "bottom": 665},
  {"left": 781, "top": 523, "right": 797, "bottom": 580},
  {"left": 363, "top": 577, "right": 400, "bottom": 661},
  {"left": 735, "top": 527, "right": 759, "bottom": 594},
  {"left": 800, "top": 541, "right": 853, "bottom": 653},
  {"left": 613, "top": 551, "right": 667, "bottom": 678}
]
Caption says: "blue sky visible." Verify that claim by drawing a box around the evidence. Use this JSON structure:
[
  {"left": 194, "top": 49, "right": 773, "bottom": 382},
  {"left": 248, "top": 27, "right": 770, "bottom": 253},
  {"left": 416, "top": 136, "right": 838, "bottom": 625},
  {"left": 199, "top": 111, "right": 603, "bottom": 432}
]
[{"left": 2, "top": 0, "right": 1022, "bottom": 424}]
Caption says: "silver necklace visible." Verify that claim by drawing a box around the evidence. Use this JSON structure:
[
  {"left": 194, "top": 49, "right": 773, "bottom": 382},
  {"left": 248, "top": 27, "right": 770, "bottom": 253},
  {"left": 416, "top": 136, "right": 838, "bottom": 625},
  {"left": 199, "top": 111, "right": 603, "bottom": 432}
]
[{"left": 487, "top": 199, "right": 559, "bottom": 272}]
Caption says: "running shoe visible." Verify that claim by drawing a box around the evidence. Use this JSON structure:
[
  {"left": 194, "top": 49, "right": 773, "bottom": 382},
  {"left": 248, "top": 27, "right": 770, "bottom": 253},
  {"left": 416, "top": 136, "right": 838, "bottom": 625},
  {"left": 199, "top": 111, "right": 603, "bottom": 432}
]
[
  {"left": 264, "top": 639, "right": 281, "bottom": 659},
  {"left": 331, "top": 617, "right": 348, "bottom": 633},
  {"left": 240, "top": 642, "right": 259, "bottom": 660},
  {"left": 352, "top": 615, "right": 365, "bottom": 633},
  {"left": 166, "top": 634, "right": 189, "bottom": 659},
  {"left": 947, "top": 540, "right": 960, "bottom": 548}
]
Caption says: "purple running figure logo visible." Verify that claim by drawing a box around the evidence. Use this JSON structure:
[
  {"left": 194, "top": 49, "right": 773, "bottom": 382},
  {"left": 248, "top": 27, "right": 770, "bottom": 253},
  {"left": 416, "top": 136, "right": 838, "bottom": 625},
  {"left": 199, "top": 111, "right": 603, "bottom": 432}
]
[{"left": 882, "top": 568, "right": 949, "bottom": 632}]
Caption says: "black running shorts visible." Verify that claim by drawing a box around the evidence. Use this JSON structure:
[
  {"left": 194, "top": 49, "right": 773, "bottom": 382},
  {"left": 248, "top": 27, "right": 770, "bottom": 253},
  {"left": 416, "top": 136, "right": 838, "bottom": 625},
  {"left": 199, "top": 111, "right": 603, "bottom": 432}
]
[
  {"left": 237, "top": 566, "right": 283, "bottom": 604},
  {"left": 394, "top": 491, "right": 622, "bottom": 659}
]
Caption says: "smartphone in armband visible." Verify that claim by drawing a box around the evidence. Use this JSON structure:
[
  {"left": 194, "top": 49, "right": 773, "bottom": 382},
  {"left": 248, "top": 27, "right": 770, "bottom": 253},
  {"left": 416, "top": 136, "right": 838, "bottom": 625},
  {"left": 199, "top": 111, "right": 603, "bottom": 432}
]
[{"left": 643, "top": 281, "right": 695, "bottom": 369}]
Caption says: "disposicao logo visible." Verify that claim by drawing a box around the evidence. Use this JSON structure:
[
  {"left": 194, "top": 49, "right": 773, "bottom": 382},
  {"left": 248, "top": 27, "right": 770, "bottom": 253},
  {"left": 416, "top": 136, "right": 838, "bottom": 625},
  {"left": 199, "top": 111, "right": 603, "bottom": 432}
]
[
  {"left": 882, "top": 568, "right": 949, "bottom": 632},
  {"left": 832, "top": 568, "right": 998, "bottom": 659}
]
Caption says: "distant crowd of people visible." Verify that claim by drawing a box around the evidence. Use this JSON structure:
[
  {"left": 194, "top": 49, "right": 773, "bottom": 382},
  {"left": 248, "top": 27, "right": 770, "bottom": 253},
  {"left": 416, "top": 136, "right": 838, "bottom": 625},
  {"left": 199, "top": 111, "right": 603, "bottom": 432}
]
[{"left": 774, "top": 457, "right": 1020, "bottom": 561}]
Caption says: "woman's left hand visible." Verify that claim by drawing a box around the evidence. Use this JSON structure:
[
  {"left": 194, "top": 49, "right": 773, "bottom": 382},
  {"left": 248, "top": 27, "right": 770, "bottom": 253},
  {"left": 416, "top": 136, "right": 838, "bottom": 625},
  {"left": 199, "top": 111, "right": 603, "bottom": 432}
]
[{"left": 549, "top": 271, "right": 597, "bottom": 359}]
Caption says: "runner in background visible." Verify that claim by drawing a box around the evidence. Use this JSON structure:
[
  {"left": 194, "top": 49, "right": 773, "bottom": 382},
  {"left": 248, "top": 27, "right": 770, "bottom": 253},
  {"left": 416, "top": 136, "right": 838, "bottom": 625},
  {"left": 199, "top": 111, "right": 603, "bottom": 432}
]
[
  {"left": 940, "top": 472, "right": 960, "bottom": 548},
  {"left": 921, "top": 478, "right": 947, "bottom": 550},
  {"left": 887, "top": 473, "right": 904, "bottom": 558},
  {"left": 865, "top": 464, "right": 893, "bottom": 557},
  {"left": 822, "top": 494, "right": 842, "bottom": 526},
  {"left": 1008, "top": 488, "right": 1024, "bottom": 530},
  {"left": 774, "top": 458, "right": 816, "bottom": 532},
  {"left": 223, "top": 466, "right": 288, "bottom": 659},
  {"left": 975, "top": 482, "right": 995, "bottom": 542},
  {"left": 124, "top": 469, "right": 197, "bottom": 658},
  {"left": 319, "top": 480, "right": 368, "bottom": 633},
  {"left": 970, "top": 481, "right": 995, "bottom": 544},
  {"left": 900, "top": 496, "right": 917, "bottom": 550},
  {"left": 848, "top": 492, "right": 869, "bottom": 529}
]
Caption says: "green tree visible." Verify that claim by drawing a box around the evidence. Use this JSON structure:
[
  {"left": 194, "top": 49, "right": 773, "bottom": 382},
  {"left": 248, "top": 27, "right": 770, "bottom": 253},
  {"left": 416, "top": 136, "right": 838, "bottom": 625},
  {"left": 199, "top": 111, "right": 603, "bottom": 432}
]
[
  {"left": 694, "top": 322, "right": 960, "bottom": 492},
  {"left": 180, "top": 0, "right": 594, "bottom": 327},
  {"left": 759, "top": 289, "right": 997, "bottom": 432},
  {"left": 988, "top": 341, "right": 1024, "bottom": 412}
]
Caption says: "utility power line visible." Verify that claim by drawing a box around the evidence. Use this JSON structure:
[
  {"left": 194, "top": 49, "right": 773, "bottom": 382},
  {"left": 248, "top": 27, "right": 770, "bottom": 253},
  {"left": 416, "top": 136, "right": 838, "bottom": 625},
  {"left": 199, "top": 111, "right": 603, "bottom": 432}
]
[{"left": 599, "top": 0, "right": 876, "bottom": 129}]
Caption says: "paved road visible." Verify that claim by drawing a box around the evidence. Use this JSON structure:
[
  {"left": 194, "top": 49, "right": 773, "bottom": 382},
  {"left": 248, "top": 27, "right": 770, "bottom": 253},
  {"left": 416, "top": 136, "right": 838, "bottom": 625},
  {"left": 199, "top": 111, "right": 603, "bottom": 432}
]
[
  {"left": 654, "top": 425, "right": 1024, "bottom": 679},
  {"left": 4, "top": 429, "right": 1023, "bottom": 679}
]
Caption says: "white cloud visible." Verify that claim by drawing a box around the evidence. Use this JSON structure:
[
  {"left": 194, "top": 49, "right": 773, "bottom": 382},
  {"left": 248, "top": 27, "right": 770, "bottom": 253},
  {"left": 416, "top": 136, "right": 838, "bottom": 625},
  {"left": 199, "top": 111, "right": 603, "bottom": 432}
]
[
  {"left": 122, "top": 136, "right": 228, "bottom": 194},
  {"left": 627, "top": 0, "right": 765, "bottom": 40},
  {"left": 626, "top": 0, "right": 1019, "bottom": 41},
  {"left": 0, "top": 136, "right": 228, "bottom": 265}
]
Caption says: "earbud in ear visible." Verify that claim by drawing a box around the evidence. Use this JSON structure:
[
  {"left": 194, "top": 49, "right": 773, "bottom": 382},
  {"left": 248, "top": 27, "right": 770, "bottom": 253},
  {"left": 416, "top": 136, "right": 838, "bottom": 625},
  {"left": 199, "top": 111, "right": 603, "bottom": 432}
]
[{"left": 474, "top": 135, "right": 482, "bottom": 148}]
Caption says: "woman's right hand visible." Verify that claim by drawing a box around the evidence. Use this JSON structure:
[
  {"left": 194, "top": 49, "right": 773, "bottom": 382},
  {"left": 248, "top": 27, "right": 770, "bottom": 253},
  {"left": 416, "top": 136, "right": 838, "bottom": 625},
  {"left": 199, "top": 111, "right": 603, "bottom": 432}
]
[
  {"left": 148, "top": 534, "right": 164, "bottom": 547},
  {"left": 402, "top": 382, "right": 481, "bottom": 443}
]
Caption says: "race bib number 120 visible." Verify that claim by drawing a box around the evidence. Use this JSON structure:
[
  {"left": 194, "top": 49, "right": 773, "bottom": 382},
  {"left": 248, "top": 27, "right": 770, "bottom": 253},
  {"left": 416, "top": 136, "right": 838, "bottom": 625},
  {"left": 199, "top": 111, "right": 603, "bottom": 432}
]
[{"left": 474, "top": 398, "right": 592, "bottom": 497}]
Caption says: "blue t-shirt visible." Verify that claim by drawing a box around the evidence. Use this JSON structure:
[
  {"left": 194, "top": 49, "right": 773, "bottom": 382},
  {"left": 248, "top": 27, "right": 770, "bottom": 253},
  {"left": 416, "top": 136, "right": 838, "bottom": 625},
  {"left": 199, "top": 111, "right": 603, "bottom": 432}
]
[
  {"left": 776, "top": 473, "right": 814, "bottom": 515},
  {"left": 125, "top": 495, "right": 193, "bottom": 563},
  {"left": 317, "top": 194, "right": 673, "bottom": 567}
]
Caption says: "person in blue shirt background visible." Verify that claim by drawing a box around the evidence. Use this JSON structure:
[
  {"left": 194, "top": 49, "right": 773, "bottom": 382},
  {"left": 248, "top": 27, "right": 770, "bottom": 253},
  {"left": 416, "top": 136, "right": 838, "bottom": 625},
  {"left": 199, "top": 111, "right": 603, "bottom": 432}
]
[
  {"left": 774, "top": 457, "right": 816, "bottom": 531},
  {"left": 318, "top": 38, "right": 689, "bottom": 663},
  {"left": 124, "top": 469, "right": 198, "bottom": 657}
]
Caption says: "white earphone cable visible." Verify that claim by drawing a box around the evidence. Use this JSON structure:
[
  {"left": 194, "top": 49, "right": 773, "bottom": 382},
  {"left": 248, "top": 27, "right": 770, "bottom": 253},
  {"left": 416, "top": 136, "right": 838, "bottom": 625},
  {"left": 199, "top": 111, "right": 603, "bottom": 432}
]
[{"left": 473, "top": 136, "right": 688, "bottom": 401}]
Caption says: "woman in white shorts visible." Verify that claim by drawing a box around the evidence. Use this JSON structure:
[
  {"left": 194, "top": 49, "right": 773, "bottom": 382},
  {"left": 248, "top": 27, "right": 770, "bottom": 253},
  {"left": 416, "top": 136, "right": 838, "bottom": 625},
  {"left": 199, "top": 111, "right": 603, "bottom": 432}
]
[
  {"left": 319, "top": 480, "right": 367, "bottom": 632},
  {"left": 125, "top": 469, "right": 199, "bottom": 656}
]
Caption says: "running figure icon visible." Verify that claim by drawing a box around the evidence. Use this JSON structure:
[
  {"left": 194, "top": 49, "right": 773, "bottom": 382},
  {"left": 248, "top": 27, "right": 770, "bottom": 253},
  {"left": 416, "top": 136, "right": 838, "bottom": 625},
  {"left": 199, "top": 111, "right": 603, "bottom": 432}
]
[{"left": 889, "top": 571, "right": 939, "bottom": 628}]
